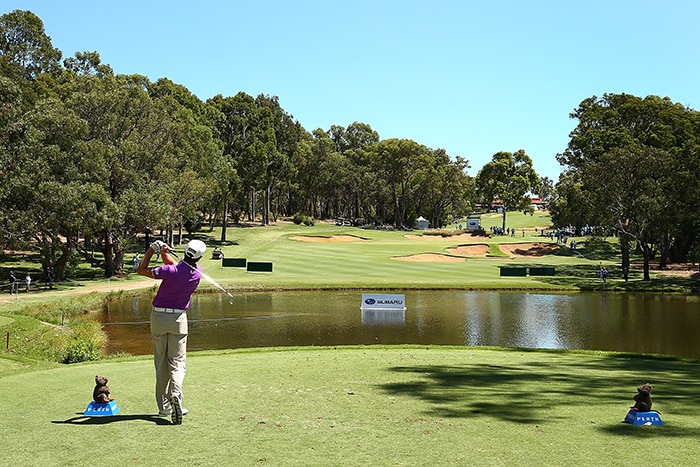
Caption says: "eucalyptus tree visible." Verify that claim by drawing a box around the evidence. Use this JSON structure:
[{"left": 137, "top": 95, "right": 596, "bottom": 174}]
[
  {"left": 58, "top": 70, "right": 167, "bottom": 275},
  {"left": 559, "top": 93, "right": 700, "bottom": 271},
  {"left": 331, "top": 122, "right": 380, "bottom": 221},
  {"left": 585, "top": 145, "right": 673, "bottom": 280},
  {"left": 3, "top": 92, "right": 113, "bottom": 280},
  {"left": 49, "top": 57, "right": 219, "bottom": 276},
  {"left": 559, "top": 93, "right": 697, "bottom": 168},
  {"left": 549, "top": 170, "right": 593, "bottom": 233},
  {"left": 475, "top": 150, "right": 539, "bottom": 231},
  {"left": 327, "top": 122, "right": 379, "bottom": 153},
  {"left": 674, "top": 141, "right": 700, "bottom": 268},
  {"left": 344, "top": 121, "right": 380, "bottom": 150},
  {"left": 0, "top": 10, "right": 61, "bottom": 81},
  {"left": 293, "top": 129, "right": 345, "bottom": 218},
  {"left": 0, "top": 10, "right": 62, "bottom": 242},
  {"left": 538, "top": 176, "right": 555, "bottom": 207},
  {"left": 416, "top": 152, "right": 474, "bottom": 228},
  {"left": 255, "top": 94, "right": 303, "bottom": 224},
  {"left": 0, "top": 77, "right": 24, "bottom": 249},
  {"left": 367, "top": 138, "right": 435, "bottom": 227},
  {"left": 148, "top": 78, "right": 224, "bottom": 241},
  {"left": 0, "top": 11, "right": 101, "bottom": 278},
  {"left": 208, "top": 92, "right": 274, "bottom": 237}
]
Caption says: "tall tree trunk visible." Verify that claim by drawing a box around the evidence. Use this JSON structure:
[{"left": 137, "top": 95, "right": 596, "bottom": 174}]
[
  {"left": 393, "top": 187, "right": 401, "bottom": 227},
  {"left": 658, "top": 232, "right": 670, "bottom": 269},
  {"left": 251, "top": 189, "right": 257, "bottom": 222},
  {"left": 55, "top": 245, "right": 70, "bottom": 282},
  {"left": 104, "top": 230, "right": 125, "bottom": 278},
  {"left": 144, "top": 228, "right": 152, "bottom": 254},
  {"left": 104, "top": 230, "right": 114, "bottom": 278},
  {"left": 620, "top": 234, "right": 631, "bottom": 281},
  {"left": 642, "top": 244, "right": 652, "bottom": 281},
  {"left": 220, "top": 197, "right": 228, "bottom": 242},
  {"left": 263, "top": 185, "right": 271, "bottom": 225},
  {"left": 113, "top": 249, "right": 125, "bottom": 278}
]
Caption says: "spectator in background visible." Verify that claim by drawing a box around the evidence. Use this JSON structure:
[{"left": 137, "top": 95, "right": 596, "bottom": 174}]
[
  {"left": 9, "top": 270, "right": 17, "bottom": 295},
  {"left": 46, "top": 266, "right": 55, "bottom": 289}
]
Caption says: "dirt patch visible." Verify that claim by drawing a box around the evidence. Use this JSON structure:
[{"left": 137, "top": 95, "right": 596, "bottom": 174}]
[
  {"left": 497, "top": 243, "right": 560, "bottom": 257},
  {"left": 393, "top": 253, "right": 465, "bottom": 262},
  {"left": 630, "top": 262, "right": 699, "bottom": 278},
  {"left": 0, "top": 278, "right": 153, "bottom": 303},
  {"left": 290, "top": 235, "right": 367, "bottom": 243},
  {"left": 656, "top": 270, "right": 698, "bottom": 278},
  {"left": 405, "top": 234, "right": 490, "bottom": 241},
  {"left": 447, "top": 244, "right": 490, "bottom": 257}
]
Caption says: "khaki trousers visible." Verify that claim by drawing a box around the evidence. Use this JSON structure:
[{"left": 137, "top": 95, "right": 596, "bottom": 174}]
[{"left": 150, "top": 311, "right": 188, "bottom": 411}]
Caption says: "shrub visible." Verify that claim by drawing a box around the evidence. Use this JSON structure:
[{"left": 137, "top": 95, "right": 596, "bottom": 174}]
[
  {"left": 293, "top": 213, "right": 315, "bottom": 226},
  {"left": 63, "top": 340, "right": 100, "bottom": 364},
  {"left": 61, "top": 319, "right": 106, "bottom": 364}
]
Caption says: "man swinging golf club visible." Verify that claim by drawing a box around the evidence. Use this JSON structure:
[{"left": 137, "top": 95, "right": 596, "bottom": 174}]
[{"left": 137, "top": 238, "right": 206, "bottom": 425}]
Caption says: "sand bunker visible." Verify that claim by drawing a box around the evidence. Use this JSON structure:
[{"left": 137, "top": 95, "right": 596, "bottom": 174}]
[
  {"left": 447, "top": 244, "right": 490, "bottom": 256},
  {"left": 393, "top": 253, "right": 465, "bottom": 262},
  {"left": 290, "top": 235, "right": 367, "bottom": 243},
  {"left": 498, "top": 242, "right": 560, "bottom": 257}
]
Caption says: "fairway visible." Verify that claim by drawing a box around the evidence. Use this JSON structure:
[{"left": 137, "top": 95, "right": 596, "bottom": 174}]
[
  {"left": 3, "top": 216, "right": 695, "bottom": 298},
  {"left": 155, "top": 220, "right": 695, "bottom": 294}
]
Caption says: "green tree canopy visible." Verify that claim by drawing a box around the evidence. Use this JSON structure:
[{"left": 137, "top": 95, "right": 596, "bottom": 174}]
[
  {"left": 475, "top": 150, "right": 539, "bottom": 230},
  {"left": 0, "top": 10, "right": 61, "bottom": 80},
  {"left": 556, "top": 93, "right": 700, "bottom": 272}
]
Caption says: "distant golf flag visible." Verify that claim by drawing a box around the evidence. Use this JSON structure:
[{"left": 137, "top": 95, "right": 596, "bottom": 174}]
[{"left": 361, "top": 293, "right": 406, "bottom": 310}]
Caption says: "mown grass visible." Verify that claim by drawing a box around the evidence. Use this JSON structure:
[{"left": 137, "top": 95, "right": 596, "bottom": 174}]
[
  {"left": 145, "top": 220, "right": 694, "bottom": 293},
  {"left": 1, "top": 346, "right": 698, "bottom": 466},
  {"left": 2, "top": 214, "right": 697, "bottom": 296}
]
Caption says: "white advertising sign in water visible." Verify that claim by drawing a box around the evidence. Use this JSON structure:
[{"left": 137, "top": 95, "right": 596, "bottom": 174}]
[{"left": 361, "top": 293, "right": 406, "bottom": 310}]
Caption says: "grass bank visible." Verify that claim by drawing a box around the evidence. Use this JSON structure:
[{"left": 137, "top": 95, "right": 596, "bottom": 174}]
[{"left": 1, "top": 346, "right": 698, "bottom": 466}]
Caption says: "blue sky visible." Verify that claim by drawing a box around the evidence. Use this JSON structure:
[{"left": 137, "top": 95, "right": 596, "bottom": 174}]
[{"left": 7, "top": 1, "right": 700, "bottom": 180}]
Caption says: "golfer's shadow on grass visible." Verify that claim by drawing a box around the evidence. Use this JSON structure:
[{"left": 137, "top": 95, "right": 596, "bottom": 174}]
[{"left": 52, "top": 413, "right": 172, "bottom": 425}]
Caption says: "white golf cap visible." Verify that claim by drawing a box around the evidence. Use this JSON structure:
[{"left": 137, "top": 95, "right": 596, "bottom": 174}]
[{"left": 185, "top": 239, "right": 207, "bottom": 259}]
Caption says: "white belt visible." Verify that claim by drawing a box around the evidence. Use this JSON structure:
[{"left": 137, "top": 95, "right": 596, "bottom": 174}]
[{"left": 153, "top": 307, "right": 186, "bottom": 314}]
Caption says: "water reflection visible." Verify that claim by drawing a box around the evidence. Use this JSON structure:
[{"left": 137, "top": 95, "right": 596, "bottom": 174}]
[
  {"left": 100, "top": 291, "right": 700, "bottom": 358},
  {"left": 361, "top": 309, "right": 406, "bottom": 326}
]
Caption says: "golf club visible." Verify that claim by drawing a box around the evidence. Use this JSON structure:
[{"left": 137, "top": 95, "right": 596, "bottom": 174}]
[{"left": 168, "top": 247, "right": 235, "bottom": 304}]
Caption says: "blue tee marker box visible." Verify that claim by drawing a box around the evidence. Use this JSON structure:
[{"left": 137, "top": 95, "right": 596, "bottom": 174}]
[
  {"left": 84, "top": 400, "right": 120, "bottom": 416},
  {"left": 624, "top": 409, "right": 663, "bottom": 426}
]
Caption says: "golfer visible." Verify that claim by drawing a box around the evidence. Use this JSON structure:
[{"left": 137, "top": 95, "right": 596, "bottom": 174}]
[{"left": 137, "top": 238, "right": 206, "bottom": 425}]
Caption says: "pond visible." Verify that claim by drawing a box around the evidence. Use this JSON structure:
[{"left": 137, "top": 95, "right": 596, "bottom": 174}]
[{"left": 100, "top": 291, "right": 700, "bottom": 358}]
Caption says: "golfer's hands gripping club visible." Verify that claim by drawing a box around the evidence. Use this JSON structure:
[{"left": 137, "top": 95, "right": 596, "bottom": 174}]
[{"left": 149, "top": 240, "right": 169, "bottom": 254}]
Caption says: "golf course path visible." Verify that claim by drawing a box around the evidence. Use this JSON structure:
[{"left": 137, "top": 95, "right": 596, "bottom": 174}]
[{"left": 0, "top": 277, "right": 152, "bottom": 304}]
